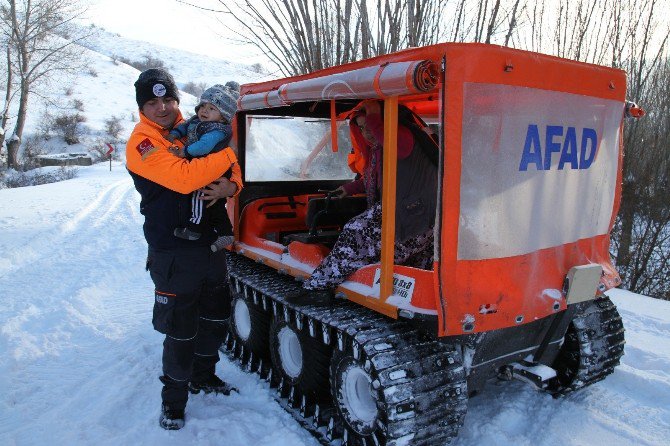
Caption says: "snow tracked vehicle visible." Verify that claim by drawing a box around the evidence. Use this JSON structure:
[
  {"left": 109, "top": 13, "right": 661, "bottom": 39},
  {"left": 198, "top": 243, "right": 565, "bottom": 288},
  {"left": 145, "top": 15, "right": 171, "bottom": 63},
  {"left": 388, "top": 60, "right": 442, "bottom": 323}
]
[{"left": 220, "top": 44, "right": 632, "bottom": 445}]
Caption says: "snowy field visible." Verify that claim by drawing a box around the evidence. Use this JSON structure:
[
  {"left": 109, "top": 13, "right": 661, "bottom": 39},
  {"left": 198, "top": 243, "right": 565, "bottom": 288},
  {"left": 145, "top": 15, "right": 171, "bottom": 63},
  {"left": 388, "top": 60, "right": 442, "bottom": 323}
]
[{"left": 0, "top": 162, "right": 668, "bottom": 446}]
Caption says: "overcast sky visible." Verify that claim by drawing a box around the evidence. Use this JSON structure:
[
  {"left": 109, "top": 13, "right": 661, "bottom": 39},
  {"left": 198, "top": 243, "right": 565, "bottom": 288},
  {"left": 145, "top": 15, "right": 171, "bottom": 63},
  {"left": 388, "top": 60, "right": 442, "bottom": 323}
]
[{"left": 83, "top": 0, "right": 268, "bottom": 66}]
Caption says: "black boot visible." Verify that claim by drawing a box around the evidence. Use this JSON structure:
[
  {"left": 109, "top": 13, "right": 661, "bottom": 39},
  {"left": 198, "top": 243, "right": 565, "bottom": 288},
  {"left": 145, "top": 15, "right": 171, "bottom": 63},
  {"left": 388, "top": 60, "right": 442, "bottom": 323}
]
[
  {"left": 159, "top": 403, "right": 185, "bottom": 430},
  {"left": 189, "top": 374, "right": 238, "bottom": 395}
]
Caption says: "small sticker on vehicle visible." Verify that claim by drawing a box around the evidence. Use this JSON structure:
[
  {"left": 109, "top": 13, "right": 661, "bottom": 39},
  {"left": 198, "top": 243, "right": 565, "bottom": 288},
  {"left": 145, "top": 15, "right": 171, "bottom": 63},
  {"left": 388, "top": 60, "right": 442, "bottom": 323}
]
[{"left": 372, "top": 269, "right": 415, "bottom": 301}]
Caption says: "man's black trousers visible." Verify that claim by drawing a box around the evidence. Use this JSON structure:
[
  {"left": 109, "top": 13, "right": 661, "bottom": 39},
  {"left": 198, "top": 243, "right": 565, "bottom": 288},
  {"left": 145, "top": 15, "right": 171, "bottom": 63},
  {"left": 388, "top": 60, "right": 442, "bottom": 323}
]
[{"left": 147, "top": 246, "right": 230, "bottom": 411}]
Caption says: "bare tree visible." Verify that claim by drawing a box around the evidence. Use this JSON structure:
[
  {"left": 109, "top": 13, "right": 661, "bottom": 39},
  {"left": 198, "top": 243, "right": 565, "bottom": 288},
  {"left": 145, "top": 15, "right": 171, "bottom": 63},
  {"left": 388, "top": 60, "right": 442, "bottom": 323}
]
[
  {"left": 0, "top": 0, "right": 90, "bottom": 169},
  {"left": 208, "top": 0, "right": 450, "bottom": 76},
  {"left": 524, "top": 0, "right": 545, "bottom": 53},
  {"left": 523, "top": 0, "right": 609, "bottom": 63},
  {"left": 1, "top": 41, "right": 12, "bottom": 153},
  {"left": 605, "top": 0, "right": 670, "bottom": 299},
  {"left": 407, "top": 0, "right": 446, "bottom": 47},
  {"left": 200, "top": 0, "right": 530, "bottom": 76},
  {"left": 503, "top": 0, "right": 522, "bottom": 46},
  {"left": 611, "top": 57, "right": 670, "bottom": 299},
  {"left": 446, "top": 0, "right": 525, "bottom": 45}
]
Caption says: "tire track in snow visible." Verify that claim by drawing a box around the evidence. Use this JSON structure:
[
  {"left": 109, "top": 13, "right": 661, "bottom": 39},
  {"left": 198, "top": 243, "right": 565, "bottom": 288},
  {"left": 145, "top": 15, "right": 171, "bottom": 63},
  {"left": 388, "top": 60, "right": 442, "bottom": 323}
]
[
  {"left": 0, "top": 172, "right": 318, "bottom": 446},
  {"left": 0, "top": 174, "right": 147, "bottom": 367},
  {"left": 0, "top": 178, "right": 138, "bottom": 281},
  {"left": 0, "top": 176, "right": 143, "bottom": 369},
  {"left": 60, "top": 178, "right": 133, "bottom": 232},
  {"left": 455, "top": 369, "right": 669, "bottom": 446},
  {"left": 0, "top": 174, "right": 157, "bottom": 439}
]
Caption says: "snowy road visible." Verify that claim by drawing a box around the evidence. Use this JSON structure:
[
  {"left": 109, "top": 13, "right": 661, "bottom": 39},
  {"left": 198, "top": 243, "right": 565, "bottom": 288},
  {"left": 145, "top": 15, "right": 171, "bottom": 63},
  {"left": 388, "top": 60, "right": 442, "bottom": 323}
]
[{"left": 0, "top": 163, "right": 668, "bottom": 445}]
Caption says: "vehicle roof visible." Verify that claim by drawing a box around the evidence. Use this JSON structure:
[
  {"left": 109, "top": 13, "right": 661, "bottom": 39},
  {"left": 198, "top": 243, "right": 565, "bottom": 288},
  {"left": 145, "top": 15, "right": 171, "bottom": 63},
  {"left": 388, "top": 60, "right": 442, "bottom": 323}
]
[{"left": 240, "top": 42, "right": 626, "bottom": 100}]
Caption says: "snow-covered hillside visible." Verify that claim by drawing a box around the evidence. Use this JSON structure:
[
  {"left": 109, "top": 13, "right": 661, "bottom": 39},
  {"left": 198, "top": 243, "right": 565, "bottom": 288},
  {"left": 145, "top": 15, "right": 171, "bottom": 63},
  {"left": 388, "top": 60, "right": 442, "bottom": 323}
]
[
  {"left": 1, "top": 25, "right": 267, "bottom": 162},
  {"left": 81, "top": 26, "right": 269, "bottom": 88},
  {"left": 0, "top": 162, "right": 668, "bottom": 445}
]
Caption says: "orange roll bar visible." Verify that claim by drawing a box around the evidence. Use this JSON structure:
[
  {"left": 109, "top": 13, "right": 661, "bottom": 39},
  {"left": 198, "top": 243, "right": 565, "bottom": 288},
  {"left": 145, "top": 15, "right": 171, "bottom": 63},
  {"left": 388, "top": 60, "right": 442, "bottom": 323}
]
[{"left": 380, "top": 96, "right": 399, "bottom": 301}]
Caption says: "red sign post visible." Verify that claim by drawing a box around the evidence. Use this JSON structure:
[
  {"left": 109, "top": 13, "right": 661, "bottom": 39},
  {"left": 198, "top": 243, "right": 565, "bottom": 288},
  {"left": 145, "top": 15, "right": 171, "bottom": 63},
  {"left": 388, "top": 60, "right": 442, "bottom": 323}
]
[{"left": 106, "top": 143, "right": 114, "bottom": 171}]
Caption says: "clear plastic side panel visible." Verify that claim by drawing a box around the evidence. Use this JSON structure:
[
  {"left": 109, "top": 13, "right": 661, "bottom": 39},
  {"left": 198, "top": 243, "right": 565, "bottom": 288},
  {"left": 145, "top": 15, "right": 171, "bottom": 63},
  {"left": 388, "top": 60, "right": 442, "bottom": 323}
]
[
  {"left": 245, "top": 116, "right": 355, "bottom": 182},
  {"left": 458, "top": 83, "right": 622, "bottom": 260}
]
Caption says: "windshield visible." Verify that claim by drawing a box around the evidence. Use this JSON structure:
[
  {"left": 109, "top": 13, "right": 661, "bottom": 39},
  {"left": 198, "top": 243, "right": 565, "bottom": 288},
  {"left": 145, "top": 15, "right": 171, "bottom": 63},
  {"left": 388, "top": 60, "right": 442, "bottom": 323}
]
[{"left": 245, "top": 115, "right": 356, "bottom": 182}]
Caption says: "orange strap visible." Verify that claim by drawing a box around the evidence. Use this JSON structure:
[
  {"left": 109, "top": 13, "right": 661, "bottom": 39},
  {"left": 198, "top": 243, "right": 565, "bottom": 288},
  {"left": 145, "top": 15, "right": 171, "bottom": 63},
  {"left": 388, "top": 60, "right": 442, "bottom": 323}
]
[
  {"left": 330, "top": 100, "right": 338, "bottom": 152},
  {"left": 373, "top": 63, "right": 388, "bottom": 98}
]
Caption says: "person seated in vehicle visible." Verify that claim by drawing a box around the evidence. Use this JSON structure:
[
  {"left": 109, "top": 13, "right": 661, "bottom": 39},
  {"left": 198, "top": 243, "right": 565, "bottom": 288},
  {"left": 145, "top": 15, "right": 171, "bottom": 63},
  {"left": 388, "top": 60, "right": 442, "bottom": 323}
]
[{"left": 302, "top": 100, "right": 438, "bottom": 294}]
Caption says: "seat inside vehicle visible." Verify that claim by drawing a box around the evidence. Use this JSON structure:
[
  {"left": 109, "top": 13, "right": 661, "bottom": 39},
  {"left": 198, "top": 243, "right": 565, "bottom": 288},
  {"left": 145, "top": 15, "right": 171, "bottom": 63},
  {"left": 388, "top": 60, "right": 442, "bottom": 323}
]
[{"left": 283, "top": 196, "right": 367, "bottom": 246}]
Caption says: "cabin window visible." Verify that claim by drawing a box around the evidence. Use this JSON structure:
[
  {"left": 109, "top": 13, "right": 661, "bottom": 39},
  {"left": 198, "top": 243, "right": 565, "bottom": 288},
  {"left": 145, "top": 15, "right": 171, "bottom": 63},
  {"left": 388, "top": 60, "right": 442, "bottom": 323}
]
[{"left": 245, "top": 115, "right": 355, "bottom": 182}]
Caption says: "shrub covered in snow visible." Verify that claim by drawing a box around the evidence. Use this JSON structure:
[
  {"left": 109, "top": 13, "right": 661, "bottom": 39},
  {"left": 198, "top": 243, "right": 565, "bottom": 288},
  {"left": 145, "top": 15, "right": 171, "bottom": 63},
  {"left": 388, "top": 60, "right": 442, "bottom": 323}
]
[
  {"left": 104, "top": 115, "right": 123, "bottom": 139},
  {"left": 0, "top": 166, "right": 78, "bottom": 189},
  {"left": 53, "top": 113, "right": 87, "bottom": 145}
]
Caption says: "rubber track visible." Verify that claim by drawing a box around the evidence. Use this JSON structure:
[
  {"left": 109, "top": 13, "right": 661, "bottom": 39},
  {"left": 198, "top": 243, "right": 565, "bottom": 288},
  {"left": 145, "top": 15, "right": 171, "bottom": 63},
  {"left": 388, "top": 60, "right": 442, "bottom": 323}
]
[
  {"left": 221, "top": 253, "right": 468, "bottom": 445},
  {"left": 553, "top": 295, "right": 626, "bottom": 395}
]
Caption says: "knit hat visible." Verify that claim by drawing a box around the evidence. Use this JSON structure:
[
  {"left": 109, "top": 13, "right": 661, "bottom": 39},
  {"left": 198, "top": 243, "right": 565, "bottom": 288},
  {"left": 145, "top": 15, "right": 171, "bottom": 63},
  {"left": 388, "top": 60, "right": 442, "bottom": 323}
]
[
  {"left": 196, "top": 84, "right": 239, "bottom": 123},
  {"left": 224, "top": 81, "right": 241, "bottom": 93},
  {"left": 134, "top": 68, "right": 180, "bottom": 109}
]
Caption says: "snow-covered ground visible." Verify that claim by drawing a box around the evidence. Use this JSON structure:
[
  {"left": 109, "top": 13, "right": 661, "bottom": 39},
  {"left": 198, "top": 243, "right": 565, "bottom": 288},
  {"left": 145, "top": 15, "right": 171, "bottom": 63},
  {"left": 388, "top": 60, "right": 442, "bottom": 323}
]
[{"left": 0, "top": 162, "right": 668, "bottom": 445}]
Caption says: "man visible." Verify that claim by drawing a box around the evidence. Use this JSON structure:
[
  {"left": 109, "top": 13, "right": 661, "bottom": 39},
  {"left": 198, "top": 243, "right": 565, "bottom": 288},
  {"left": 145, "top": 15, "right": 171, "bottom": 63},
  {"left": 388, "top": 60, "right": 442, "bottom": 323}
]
[{"left": 126, "top": 68, "right": 242, "bottom": 430}]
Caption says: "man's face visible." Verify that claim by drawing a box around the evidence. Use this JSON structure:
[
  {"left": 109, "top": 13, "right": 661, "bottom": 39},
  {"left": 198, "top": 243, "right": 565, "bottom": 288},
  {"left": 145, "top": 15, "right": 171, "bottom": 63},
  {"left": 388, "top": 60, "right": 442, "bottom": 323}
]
[{"left": 142, "top": 97, "right": 179, "bottom": 129}]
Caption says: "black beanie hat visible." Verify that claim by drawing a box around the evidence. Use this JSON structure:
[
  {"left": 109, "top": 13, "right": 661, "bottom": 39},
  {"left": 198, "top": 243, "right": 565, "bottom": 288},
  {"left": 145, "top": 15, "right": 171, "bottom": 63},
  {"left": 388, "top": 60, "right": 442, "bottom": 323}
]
[{"left": 134, "top": 68, "right": 180, "bottom": 109}]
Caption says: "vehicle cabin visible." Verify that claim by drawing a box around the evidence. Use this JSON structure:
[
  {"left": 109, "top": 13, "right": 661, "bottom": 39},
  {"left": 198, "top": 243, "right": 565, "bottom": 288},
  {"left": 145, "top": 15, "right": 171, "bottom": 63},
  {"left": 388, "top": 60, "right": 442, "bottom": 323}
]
[{"left": 228, "top": 43, "right": 625, "bottom": 338}]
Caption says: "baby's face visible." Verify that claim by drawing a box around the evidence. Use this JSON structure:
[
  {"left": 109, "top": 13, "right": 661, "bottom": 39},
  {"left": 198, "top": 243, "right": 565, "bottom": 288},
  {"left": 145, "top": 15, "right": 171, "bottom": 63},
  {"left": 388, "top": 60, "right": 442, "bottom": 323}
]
[{"left": 198, "top": 103, "right": 225, "bottom": 122}]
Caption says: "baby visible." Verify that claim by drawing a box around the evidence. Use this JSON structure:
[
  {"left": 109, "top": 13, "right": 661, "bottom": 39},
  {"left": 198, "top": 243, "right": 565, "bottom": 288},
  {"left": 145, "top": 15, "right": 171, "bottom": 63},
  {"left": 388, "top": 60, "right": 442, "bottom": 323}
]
[{"left": 167, "top": 82, "right": 240, "bottom": 252}]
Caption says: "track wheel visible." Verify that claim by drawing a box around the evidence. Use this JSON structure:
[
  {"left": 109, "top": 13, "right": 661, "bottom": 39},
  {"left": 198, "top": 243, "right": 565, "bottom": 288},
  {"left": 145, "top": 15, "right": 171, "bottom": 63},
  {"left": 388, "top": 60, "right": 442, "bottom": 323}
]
[
  {"left": 550, "top": 295, "right": 625, "bottom": 393},
  {"left": 269, "top": 317, "right": 332, "bottom": 402},
  {"left": 229, "top": 295, "right": 270, "bottom": 359},
  {"left": 330, "top": 350, "right": 379, "bottom": 439}
]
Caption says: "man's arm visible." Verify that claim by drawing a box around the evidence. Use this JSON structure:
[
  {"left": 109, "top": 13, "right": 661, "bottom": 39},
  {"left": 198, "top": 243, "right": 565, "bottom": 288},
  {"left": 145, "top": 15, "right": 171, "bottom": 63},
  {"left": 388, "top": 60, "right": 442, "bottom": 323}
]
[
  {"left": 200, "top": 162, "right": 243, "bottom": 200},
  {"left": 126, "top": 130, "right": 239, "bottom": 194}
]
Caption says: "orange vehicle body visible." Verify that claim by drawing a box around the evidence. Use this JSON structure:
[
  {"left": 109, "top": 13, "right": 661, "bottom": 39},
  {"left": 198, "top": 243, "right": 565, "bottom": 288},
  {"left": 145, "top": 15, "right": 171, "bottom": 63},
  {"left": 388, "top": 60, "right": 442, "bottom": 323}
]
[{"left": 228, "top": 43, "right": 626, "bottom": 337}]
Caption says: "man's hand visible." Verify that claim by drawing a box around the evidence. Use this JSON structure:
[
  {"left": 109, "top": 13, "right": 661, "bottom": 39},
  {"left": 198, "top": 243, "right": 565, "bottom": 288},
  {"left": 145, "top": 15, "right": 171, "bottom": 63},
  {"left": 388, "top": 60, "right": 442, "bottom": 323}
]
[
  {"left": 168, "top": 146, "right": 186, "bottom": 158},
  {"left": 200, "top": 177, "right": 238, "bottom": 202}
]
